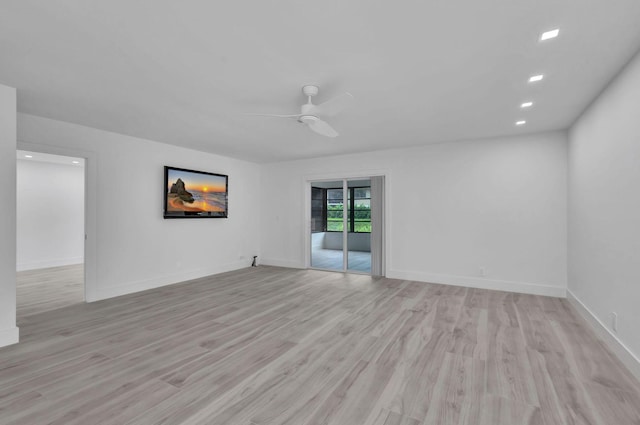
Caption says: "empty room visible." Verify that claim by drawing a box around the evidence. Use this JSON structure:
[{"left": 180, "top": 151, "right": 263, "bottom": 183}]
[{"left": 1, "top": 1, "right": 640, "bottom": 424}]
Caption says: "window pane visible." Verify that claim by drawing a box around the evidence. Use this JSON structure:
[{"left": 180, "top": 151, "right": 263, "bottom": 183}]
[
  {"left": 327, "top": 189, "right": 343, "bottom": 201},
  {"left": 354, "top": 188, "right": 371, "bottom": 199},
  {"left": 327, "top": 201, "right": 343, "bottom": 232},
  {"left": 327, "top": 205, "right": 343, "bottom": 218},
  {"left": 353, "top": 193, "right": 370, "bottom": 233},
  {"left": 323, "top": 186, "right": 371, "bottom": 233},
  {"left": 327, "top": 220, "right": 343, "bottom": 231},
  {"left": 354, "top": 222, "right": 371, "bottom": 232},
  {"left": 311, "top": 187, "right": 324, "bottom": 233},
  {"left": 326, "top": 188, "right": 344, "bottom": 232}
]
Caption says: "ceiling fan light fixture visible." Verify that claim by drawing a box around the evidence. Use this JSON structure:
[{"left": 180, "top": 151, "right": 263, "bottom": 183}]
[{"left": 298, "top": 115, "right": 319, "bottom": 124}]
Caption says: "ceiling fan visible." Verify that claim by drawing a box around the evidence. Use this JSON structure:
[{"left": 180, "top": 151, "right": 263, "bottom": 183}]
[{"left": 249, "top": 85, "right": 354, "bottom": 138}]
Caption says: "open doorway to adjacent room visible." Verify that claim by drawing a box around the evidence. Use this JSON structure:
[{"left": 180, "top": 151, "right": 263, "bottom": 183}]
[{"left": 16, "top": 150, "right": 86, "bottom": 321}]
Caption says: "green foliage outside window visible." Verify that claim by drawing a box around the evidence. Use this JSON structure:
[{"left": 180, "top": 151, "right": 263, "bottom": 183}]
[{"left": 326, "top": 203, "right": 371, "bottom": 232}]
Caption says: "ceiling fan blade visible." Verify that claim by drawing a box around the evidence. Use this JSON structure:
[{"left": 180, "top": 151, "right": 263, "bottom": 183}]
[
  {"left": 245, "top": 113, "right": 302, "bottom": 118},
  {"left": 310, "top": 92, "right": 354, "bottom": 117},
  {"left": 307, "top": 118, "right": 339, "bottom": 138}
]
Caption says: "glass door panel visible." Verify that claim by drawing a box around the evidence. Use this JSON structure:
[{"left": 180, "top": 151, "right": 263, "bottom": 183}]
[
  {"left": 310, "top": 181, "right": 344, "bottom": 271},
  {"left": 347, "top": 182, "right": 372, "bottom": 273}
]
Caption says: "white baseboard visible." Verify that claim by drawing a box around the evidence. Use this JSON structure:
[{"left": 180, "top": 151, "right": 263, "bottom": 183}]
[
  {"left": 386, "top": 269, "right": 566, "bottom": 298},
  {"left": 0, "top": 326, "right": 19, "bottom": 348},
  {"left": 17, "top": 257, "right": 84, "bottom": 272},
  {"left": 567, "top": 289, "right": 640, "bottom": 383},
  {"left": 260, "top": 258, "right": 305, "bottom": 269},
  {"left": 87, "top": 260, "right": 251, "bottom": 302}
]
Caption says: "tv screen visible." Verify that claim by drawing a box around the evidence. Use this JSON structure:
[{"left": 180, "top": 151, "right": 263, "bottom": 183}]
[{"left": 163, "top": 166, "right": 228, "bottom": 218}]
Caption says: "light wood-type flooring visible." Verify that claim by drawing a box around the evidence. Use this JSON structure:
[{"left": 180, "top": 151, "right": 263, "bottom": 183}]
[
  {"left": 3, "top": 266, "right": 640, "bottom": 424},
  {"left": 17, "top": 264, "right": 84, "bottom": 319}
]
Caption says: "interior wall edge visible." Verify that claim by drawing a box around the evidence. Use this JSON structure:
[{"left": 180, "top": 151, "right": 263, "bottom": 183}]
[
  {"left": 0, "top": 327, "right": 19, "bottom": 348},
  {"left": 0, "top": 83, "right": 17, "bottom": 349},
  {"left": 567, "top": 289, "right": 640, "bottom": 383}
]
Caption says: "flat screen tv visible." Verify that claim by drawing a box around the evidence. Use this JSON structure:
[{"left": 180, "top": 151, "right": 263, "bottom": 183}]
[{"left": 163, "top": 166, "right": 228, "bottom": 218}]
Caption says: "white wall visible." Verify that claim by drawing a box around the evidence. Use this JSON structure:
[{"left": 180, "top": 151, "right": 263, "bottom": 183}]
[
  {"left": 0, "top": 84, "right": 18, "bottom": 347},
  {"left": 568, "top": 49, "right": 640, "bottom": 369},
  {"left": 261, "top": 132, "right": 568, "bottom": 297},
  {"left": 17, "top": 159, "right": 85, "bottom": 271},
  {"left": 18, "top": 114, "right": 261, "bottom": 302}
]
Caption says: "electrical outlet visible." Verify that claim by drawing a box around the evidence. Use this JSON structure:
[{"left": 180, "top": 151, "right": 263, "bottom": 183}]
[
  {"left": 611, "top": 312, "right": 618, "bottom": 333},
  {"left": 479, "top": 267, "right": 486, "bottom": 277}
]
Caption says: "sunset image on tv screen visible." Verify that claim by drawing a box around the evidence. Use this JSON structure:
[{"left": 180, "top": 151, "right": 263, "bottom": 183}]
[{"left": 165, "top": 168, "right": 227, "bottom": 217}]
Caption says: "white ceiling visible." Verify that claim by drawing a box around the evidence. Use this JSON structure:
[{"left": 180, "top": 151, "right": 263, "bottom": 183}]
[{"left": 1, "top": 1, "right": 640, "bottom": 163}]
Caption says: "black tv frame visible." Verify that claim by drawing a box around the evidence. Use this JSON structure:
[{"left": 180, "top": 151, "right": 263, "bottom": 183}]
[{"left": 163, "top": 166, "right": 228, "bottom": 219}]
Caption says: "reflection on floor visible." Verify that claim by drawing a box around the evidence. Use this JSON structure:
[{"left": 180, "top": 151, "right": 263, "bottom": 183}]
[
  {"left": 17, "top": 264, "right": 84, "bottom": 321},
  {"left": 311, "top": 248, "right": 371, "bottom": 273}
]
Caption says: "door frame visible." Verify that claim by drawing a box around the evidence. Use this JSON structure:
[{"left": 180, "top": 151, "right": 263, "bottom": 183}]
[
  {"left": 17, "top": 140, "right": 97, "bottom": 302},
  {"left": 303, "top": 169, "right": 390, "bottom": 275}
]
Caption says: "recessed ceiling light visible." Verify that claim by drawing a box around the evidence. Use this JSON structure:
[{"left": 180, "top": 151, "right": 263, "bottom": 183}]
[
  {"left": 521, "top": 102, "right": 533, "bottom": 108},
  {"left": 72, "top": 160, "right": 80, "bottom": 164},
  {"left": 528, "top": 74, "right": 544, "bottom": 83},
  {"left": 540, "top": 29, "right": 560, "bottom": 41},
  {"left": 24, "top": 155, "right": 33, "bottom": 158},
  {"left": 516, "top": 120, "right": 526, "bottom": 126}
]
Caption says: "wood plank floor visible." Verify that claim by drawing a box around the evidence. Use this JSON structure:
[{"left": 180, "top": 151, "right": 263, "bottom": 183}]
[
  {"left": 16, "top": 264, "right": 84, "bottom": 319},
  {"left": 2, "top": 266, "right": 640, "bottom": 424}
]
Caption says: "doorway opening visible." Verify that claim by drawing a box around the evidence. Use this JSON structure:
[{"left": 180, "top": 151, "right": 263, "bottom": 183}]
[{"left": 16, "top": 150, "right": 86, "bottom": 320}]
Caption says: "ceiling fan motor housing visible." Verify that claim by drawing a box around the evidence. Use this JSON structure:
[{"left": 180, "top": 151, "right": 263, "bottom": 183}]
[{"left": 302, "top": 85, "right": 319, "bottom": 97}]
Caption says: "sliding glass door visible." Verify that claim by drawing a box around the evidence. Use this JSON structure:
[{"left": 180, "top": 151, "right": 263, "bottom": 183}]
[
  {"left": 310, "top": 178, "right": 380, "bottom": 274},
  {"left": 346, "top": 185, "right": 371, "bottom": 272},
  {"left": 310, "top": 181, "right": 345, "bottom": 271}
]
